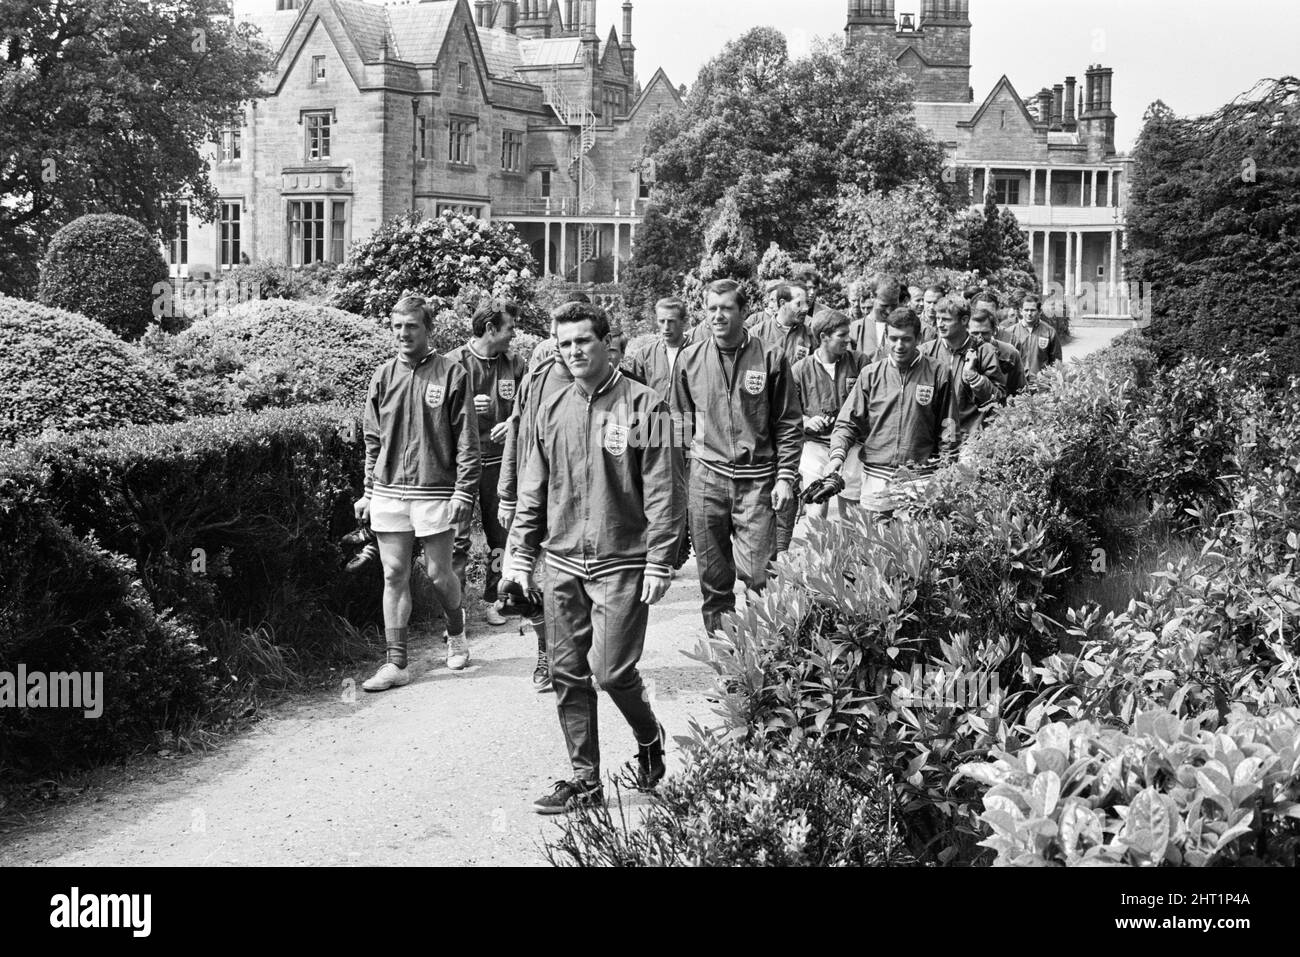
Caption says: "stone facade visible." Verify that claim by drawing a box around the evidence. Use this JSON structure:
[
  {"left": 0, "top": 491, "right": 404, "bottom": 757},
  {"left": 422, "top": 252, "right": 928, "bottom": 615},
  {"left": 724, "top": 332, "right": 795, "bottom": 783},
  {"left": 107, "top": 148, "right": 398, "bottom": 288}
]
[
  {"left": 170, "top": 0, "right": 681, "bottom": 282},
  {"left": 845, "top": 0, "right": 1134, "bottom": 316}
]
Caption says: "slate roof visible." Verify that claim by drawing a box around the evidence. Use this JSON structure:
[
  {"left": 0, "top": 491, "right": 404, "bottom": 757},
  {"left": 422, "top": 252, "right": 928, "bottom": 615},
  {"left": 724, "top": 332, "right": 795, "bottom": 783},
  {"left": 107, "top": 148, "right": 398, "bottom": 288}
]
[{"left": 385, "top": 0, "right": 456, "bottom": 63}]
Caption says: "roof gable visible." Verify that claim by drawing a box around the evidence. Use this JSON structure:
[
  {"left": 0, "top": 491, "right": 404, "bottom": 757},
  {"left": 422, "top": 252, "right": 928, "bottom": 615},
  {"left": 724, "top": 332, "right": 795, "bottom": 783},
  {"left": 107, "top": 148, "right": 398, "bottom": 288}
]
[
  {"left": 601, "top": 26, "right": 626, "bottom": 77},
  {"left": 628, "top": 66, "right": 682, "bottom": 119},
  {"left": 960, "top": 75, "right": 1042, "bottom": 133}
]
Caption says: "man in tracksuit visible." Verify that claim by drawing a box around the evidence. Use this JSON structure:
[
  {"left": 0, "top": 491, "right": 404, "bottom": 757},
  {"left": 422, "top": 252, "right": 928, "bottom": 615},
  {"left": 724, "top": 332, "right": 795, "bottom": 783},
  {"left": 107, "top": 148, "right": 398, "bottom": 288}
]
[
  {"left": 356, "top": 296, "right": 480, "bottom": 690},
  {"left": 970, "top": 306, "right": 1025, "bottom": 402},
  {"left": 823, "top": 307, "right": 952, "bottom": 516},
  {"left": 999, "top": 291, "right": 1062, "bottom": 387},
  {"left": 445, "top": 301, "right": 527, "bottom": 627},
  {"left": 505, "top": 304, "right": 684, "bottom": 814},
  {"left": 498, "top": 307, "right": 576, "bottom": 693},
  {"left": 791, "top": 309, "right": 869, "bottom": 520},
  {"left": 848, "top": 275, "right": 901, "bottom": 362},
  {"left": 749, "top": 282, "right": 816, "bottom": 554},
  {"left": 675, "top": 278, "right": 802, "bottom": 636},
  {"left": 919, "top": 295, "right": 1006, "bottom": 454},
  {"left": 625, "top": 297, "right": 693, "bottom": 569}
]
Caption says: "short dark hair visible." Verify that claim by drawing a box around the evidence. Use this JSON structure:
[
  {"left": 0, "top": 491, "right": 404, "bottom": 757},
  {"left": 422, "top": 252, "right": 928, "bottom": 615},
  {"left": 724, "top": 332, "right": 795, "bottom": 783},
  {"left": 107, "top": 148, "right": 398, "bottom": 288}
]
[
  {"left": 470, "top": 300, "right": 521, "bottom": 337},
  {"left": 972, "top": 289, "right": 1000, "bottom": 308},
  {"left": 937, "top": 295, "right": 970, "bottom": 323},
  {"left": 811, "top": 309, "right": 850, "bottom": 340},
  {"left": 884, "top": 307, "right": 922, "bottom": 338},
  {"left": 392, "top": 295, "right": 433, "bottom": 330},
  {"left": 924, "top": 284, "right": 946, "bottom": 298},
  {"left": 1021, "top": 290, "right": 1043, "bottom": 308},
  {"left": 969, "top": 306, "right": 999, "bottom": 330},
  {"left": 774, "top": 283, "right": 794, "bottom": 306},
  {"left": 553, "top": 301, "right": 610, "bottom": 340},
  {"left": 705, "top": 278, "right": 749, "bottom": 314},
  {"left": 564, "top": 291, "right": 592, "bottom": 304},
  {"left": 873, "top": 276, "right": 902, "bottom": 304},
  {"left": 654, "top": 297, "right": 687, "bottom": 321}
]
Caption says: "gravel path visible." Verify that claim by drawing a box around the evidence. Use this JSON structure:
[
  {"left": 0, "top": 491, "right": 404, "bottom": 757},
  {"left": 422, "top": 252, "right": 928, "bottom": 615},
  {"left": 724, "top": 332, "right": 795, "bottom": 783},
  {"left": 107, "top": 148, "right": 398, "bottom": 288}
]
[{"left": 0, "top": 324, "right": 1128, "bottom": 867}]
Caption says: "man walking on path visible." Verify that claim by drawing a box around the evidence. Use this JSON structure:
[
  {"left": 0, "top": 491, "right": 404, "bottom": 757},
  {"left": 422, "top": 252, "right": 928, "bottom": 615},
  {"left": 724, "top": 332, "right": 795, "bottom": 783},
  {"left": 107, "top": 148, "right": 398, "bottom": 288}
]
[
  {"left": 675, "top": 279, "right": 802, "bottom": 636},
  {"left": 999, "top": 291, "right": 1062, "bottom": 386},
  {"left": 749, "top": 282, "right": 816, "bottom": 554},
  {"left": 445, "top": 301, "right": 527, "bottom": 627},
  {"left": 970, "top": 306, "right": 1025, "bottom": 402},
  {"left": 920, "top": 295, "right": 1006, "bottom": 453},
  {"left": 356, "top": 296, "right": 480, "bottom": 690},
  {"left": 791, "top": 309, "right": 868, "bottom": 519},
  {"left": 626, "top": 297, "right": 694, "bottom": 569},
  {"left": 848, "top": 275, "right": 901, "bottom": 361},
  {"left": 505, "top": 304, "right": 684, "bottom": 814},
  {"left": 499, "top": 305, "right": 577, "bottom": 692},
  {"left": 824, "top": 308, "right": 952, "bottom": 516}
]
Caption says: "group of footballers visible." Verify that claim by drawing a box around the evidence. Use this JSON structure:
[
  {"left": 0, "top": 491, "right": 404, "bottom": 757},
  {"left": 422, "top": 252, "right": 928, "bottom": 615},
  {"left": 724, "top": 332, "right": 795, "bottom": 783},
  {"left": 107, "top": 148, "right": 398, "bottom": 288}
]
[{"left": 354, "top": 273, "right": 1063, "bottom": 814}]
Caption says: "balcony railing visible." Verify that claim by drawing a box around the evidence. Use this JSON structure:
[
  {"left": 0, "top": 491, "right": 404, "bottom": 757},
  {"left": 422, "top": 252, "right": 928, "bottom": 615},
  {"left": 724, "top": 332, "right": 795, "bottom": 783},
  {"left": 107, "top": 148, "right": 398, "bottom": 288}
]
[
  {"left": 996, "top": 203, "right": 1126, "bottom": 228},
  {"left": 492, "top": 197, "right": 647, "bottom": 218}
]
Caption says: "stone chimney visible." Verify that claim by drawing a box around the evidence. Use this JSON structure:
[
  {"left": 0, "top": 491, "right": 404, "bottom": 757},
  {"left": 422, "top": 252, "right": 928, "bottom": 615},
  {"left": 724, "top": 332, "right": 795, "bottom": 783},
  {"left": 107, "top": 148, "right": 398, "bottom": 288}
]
[
  {"left": 1063, "top": 76, "right": 1077, "bottom": 129},
  {"left": 475, "top": 1, "right": 491, "bottom": 27},
  {"left": 620, "top": 2, "right": 635, "bottom": 77},
  {"left": 1036, "top": 88, "right": 1053, "bottom": 125},
  {"left": 1051, "top": 84, "right": 1063, "bottom": 130}
]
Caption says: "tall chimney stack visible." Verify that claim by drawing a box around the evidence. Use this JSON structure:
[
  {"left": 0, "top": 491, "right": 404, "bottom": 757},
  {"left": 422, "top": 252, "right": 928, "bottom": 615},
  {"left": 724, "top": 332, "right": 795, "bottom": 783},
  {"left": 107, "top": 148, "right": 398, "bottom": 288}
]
[
  {"left": 620, "top": 2, "right": 636, "bottom": 77},
  {"left": 1051, "top": 84, "right": 1064, "bottom": 130},
  {"left": 1036, "top": 88, "right": 1053, "bottom": 125},
  {"left": 1063, "top": 76, "right": 1077, "bottom": 128},
  {"left": 475, "top": 1, "right": 490, "bottom": 27}
]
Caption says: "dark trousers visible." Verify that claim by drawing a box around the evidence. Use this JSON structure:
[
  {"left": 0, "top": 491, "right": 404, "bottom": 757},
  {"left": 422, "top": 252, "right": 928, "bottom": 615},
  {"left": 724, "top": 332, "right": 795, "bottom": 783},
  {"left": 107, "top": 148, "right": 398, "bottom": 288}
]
[
  {"left": 772, "top": 475, "right": 800, "bottom": 555},
  {"left": 672, "top": 459, "right": 693, "bottom": 569},
  {"left": 687, "top": 466, "right": 775, "bottom": 634},
  {"left": 546, "top": 566, "right": 659, "bottom": 784},
  {"left": 453, "top": 461, "right": 506, "bottom": 603}
]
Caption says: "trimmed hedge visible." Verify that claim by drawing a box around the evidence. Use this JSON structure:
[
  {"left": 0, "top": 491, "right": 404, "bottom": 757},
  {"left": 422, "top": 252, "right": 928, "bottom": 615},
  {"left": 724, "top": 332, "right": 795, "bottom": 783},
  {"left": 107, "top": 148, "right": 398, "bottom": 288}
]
[
  {"left": 153, "top": 298, "right": 391, "bottom": 415},
  {"left": 0, "top": 403, "right": 390, "bottom": 774},
  {"left": 0, "top": 295, "right": 185, "bottom": 444},
  {"left": 37, "top": 214, "right": 168, "bottom": 340}
]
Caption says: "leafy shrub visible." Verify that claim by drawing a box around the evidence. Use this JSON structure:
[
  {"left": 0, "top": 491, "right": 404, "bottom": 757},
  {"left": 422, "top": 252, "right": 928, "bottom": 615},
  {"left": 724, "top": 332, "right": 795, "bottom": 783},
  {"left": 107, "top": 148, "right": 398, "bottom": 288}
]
[
  {"left": 220, "top": 260, "right": 338, "bottom": 303},
  {"left": 0, "top": 459, "right": 215, "bottom": 770},
  {"left": 36, "top": 214, "right": 168, "bottom": 339},
  {"left": 960, "top": 708, "right": 1300, "bottom": 866},
  {"left": 0, "top": 295, "right": 185, "bottom": 444},
  {"left": 151, "top": 298, "right": 390, "bottom": 414},
  {"left": 8, "top": 403, "right": 378, "bottom": 646},
  {"left": 329, "top": 210, "right": 534, "bottom": 320},
  {"left": 547, "top": 726, "right": 911, "bottom": 866}
]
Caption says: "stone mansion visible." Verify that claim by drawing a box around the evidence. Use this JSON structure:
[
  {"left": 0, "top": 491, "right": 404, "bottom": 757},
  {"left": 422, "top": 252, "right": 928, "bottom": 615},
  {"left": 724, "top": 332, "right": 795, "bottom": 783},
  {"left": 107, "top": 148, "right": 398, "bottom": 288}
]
[{"left": 168, "top": 0, "right": 681, "bottom": 283}]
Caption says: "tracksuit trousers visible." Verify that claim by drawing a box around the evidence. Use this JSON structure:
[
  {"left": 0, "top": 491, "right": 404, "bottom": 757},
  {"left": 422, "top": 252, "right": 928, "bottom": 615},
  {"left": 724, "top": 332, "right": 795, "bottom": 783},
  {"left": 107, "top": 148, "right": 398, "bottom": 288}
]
[
  {"left": 688, "top": 466, "right": 776, "bottom": 634},
  {"left": 452, "top": 461, "right": 506, "bottom": 603},
  {"left": 546, "top": 565, "right": 660, "bottom": 784}
]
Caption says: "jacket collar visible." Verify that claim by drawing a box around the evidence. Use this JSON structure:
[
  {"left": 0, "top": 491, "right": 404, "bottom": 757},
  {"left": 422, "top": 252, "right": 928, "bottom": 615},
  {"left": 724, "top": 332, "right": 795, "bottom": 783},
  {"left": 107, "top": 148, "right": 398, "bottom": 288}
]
[
  {"left": 399, "top": 348, "right": 435, "bottom": 369},
  {"left": 576, "top": 368, "right": 621, "bottom": 400},
  {"left": 887, "top": 351, "right": 922, "bottom": 371}
]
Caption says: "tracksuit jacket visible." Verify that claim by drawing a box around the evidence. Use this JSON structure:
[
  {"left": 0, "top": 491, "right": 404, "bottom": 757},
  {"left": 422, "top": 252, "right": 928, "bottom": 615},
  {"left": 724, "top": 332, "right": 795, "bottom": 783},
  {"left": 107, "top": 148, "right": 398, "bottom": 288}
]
[
  {"left": 498, "top": 351, "right": 573, "bottom": 511},
  {"left": 790, "top": 350, "right": 870, "bottom": 446},
  {"left": 919, "top": 334, "right": 1007, "bottom": 443},
  {"left": 999, "top": 319, "right": 1063, "bottom": 379},
  {"left": 363, "top": 351, "right": 480, "bottom": 506},
  {"left": 674, "top": 332, "right": 803, "bottom": 485},
  {"left": 444, "top": 343, "right": 527, "bottom": 467},
  {"left": 748, "top": 315, "right": 818, "bottom": 368},
  {"left": 829, "top": 352, "right": 953, "bottom": 480},
  {"left": 507, "top": 369, "right": 685, "bottom": 582},
  {"left": 992, "top": 338, "right": 1027, "bottom": 400},
  {"left": 625, "top": 337, "right": 691, "bottom": 447},
  {"left": 850, "top": 308, "right": 936, "bottom": 361}
]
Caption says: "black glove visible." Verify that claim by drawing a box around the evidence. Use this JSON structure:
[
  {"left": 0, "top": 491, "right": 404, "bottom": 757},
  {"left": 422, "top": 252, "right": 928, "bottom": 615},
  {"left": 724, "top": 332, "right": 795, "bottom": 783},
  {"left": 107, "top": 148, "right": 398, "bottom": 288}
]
[
  {"left": 498, "top": 577, "right": 544, "bottom": 619},
  {"left": 800, "top": 471, "right": 846, "bottom": 506}
]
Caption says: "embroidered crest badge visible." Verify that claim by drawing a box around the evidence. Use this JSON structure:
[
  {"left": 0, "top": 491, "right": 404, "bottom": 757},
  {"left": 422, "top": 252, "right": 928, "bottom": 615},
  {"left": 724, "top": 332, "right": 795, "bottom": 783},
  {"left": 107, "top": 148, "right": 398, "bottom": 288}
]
[
  {"left": 743, "top": 370, "right": 766, "bottom": 395},
  {"left": 603, "top": 424, "right": 629, "bottom": 457},
  {"left": 915, "top": 385, "right": 934, "bottom": 406},
  {"left": 425, "top": 384, "right": 445, "bottom": 409},
  {"left": 795, "top": 345, "right": 808, "bottom": 361},
  {"left": 498, "top": 379, "right": 516, "bottom": 401},
  {"left": 1038, "top": 336, "right": 1050, "bottom": 351}
]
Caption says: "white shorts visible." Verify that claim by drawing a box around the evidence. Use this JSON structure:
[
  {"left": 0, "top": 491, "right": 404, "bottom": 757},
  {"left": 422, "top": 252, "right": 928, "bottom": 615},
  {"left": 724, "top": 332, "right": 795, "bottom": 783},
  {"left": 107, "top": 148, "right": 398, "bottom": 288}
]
[
  {"left": 800, "top": 443, "right": 863, "bottom": 501},
  {"left": 860, "top": 473, "right": 933, "bottom": 513},
  {"left": 369, "top": 495, "right": 454, "bottom": 538}
]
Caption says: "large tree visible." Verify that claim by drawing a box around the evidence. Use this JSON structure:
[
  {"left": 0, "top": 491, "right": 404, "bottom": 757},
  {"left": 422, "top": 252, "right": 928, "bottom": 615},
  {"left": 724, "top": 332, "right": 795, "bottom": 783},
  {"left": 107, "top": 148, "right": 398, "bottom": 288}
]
[
  {"left": 1127, "top": 80, "right": 1300, "bottom": 375},
  {"left": 642, "top": 30, "right": 948, "bottom": 260},
  {"left": 0, "top": 0, "right": 273, "bottom": 296}
]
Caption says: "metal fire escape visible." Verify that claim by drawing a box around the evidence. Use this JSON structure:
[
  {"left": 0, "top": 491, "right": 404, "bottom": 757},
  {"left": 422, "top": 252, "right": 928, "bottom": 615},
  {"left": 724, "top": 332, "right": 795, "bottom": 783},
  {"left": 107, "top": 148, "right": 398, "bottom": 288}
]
[{"left": 544, "top": 71, "right": 600, "bottom": 265}]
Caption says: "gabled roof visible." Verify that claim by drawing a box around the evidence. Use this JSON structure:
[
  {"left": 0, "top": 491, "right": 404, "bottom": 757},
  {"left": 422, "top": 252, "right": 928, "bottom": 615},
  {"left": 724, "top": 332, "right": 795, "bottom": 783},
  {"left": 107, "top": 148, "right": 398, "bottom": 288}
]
[
  {"left": 894, "top": 44, "right": 934, "bottom": 68},
  {"left": 628, "top": 66, "right": 682, "bottom": 118},
  {"left": 959, "top": 74, "right": 1042, "bottom": 131},
  {"left": 477, "top": 27, "right": 523, "bottom": 77},
  {"left": 601, "top": 25, "right": 626, "bottom": 76},
  {"left": 384, "top": 0, "right": 457, "bottom": 64},
  {"left": 243, "top": 9, "right": 301, "bottom": 59},
  {"left": 332, "top": 0, "right": 393, "bottom": 61}
]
